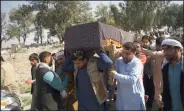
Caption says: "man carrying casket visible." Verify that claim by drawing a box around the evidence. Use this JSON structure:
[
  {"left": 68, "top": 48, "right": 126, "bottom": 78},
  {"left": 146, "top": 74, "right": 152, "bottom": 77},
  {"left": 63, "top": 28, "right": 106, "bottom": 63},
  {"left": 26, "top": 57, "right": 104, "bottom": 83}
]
[{"left": 62, "top": 48, "right": 113, "bottom": 111}]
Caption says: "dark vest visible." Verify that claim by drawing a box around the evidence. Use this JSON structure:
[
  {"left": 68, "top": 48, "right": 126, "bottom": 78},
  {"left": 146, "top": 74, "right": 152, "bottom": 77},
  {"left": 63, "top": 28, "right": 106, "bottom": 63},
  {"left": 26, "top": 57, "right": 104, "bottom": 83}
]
[
  {"left": 31, "top": 66, "right": 36, "bottom": 94},
  {"left": 35, "top": 65, "right": 62, "bottom": 110},
  {"left": 162, "top": 63, "right": 184, "bottom": 110}
]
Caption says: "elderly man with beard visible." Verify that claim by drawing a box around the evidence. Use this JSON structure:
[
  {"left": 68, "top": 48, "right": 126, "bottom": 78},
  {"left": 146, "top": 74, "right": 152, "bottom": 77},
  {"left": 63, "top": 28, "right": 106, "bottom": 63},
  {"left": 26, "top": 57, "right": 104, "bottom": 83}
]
[
  {"left": 35, "top": 51, "right": 69, "bottom": 110},
  {"left": 161, "top": 39, "right": 184, "bottom": 111},
  {"left": 109, "top": 42, "right": 146, "bottom": 110}
]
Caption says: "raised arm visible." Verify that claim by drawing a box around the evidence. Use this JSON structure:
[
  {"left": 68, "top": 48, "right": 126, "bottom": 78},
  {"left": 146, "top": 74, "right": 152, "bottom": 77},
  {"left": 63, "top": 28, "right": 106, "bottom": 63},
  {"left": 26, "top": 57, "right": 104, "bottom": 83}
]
[
  {"left": 142, "top": 48, "right": 164, "bottom": 59},
  {"left": 107, "top": 44, "right": 123, "bottom": 60},
  {"left": 113, "top": 60, "right": 143, "bottom": 84},
  {"left": 114, "top": 48, "right": 123, "bottom": 59},
  {"left": 142, "top": 48, "right": 155, "bottom": 59},
  {"left": 97, "top": 52, "right": 113, "bottom": 70},
  {"left": 43, "top": 71, "right": 69, "bottom": 92},
  {"left": 62, "top": 55, "right": 74, "bottom": 73}
]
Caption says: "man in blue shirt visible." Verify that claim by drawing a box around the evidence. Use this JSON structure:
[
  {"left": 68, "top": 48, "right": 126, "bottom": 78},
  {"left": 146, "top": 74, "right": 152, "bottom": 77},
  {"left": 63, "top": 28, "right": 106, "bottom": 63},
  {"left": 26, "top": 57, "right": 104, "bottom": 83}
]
[
  {"left": 62, "top": 49, "right": 113, "bottom": 110},
  {"left": 35, "top": 51, "right": 69, "bottom": 110},
  {"left": 161, "top": 39, "right": 184, "bottom": 111},
  {"left": 109, "top": 42, "right": 146, "bottom": 110}
]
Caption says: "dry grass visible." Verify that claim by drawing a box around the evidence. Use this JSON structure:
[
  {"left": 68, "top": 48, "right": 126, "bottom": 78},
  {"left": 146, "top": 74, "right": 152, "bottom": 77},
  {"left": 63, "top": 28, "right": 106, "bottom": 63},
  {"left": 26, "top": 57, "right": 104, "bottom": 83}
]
[
  {"left": 19, "top": 84, "right": 31, "bottom": 94},
  {"left": 21, "top": 95, "right": 32, "bottom": 108},
  {"left": 2, "top": 46, "right": 62, "bottom": 110}
]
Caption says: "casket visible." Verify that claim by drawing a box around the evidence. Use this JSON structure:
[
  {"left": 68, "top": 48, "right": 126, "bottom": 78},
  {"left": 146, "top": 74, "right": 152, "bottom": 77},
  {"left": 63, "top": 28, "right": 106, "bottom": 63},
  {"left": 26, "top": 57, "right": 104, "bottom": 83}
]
[{"left": 64, "top": 22, "right": 135, "bottom": 55}]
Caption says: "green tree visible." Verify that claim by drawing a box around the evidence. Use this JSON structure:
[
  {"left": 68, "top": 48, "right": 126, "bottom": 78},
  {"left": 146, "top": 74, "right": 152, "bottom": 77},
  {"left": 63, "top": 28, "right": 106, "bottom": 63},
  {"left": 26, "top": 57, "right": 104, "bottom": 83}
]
[
  {"left": 110, "top": 4, "right": 123, "bottom": 29},
  {"left": 95, "top": 3, "right": 115, "bottom": 25},
  {"left": 6, "top": 24, "right": 21, "bottom": 44},
  {"left": 33, "top": 30, "right": 39, "bottom": 44},
  {"left": 1, "top": 13, "right": 9, "bottom": 49},
  {"left": 38, "top": 1, "right": 94, "bottom": 44},
  {"left": 30, "top": 1, "right": 50, "bottom": 45},
  {"left": 110, "top": 1, "right": 170, "bottom": 33},
  {"left": 7, "top": 9, "right": 22, "bottom": 44},
  {"left": 153, "top": 1, "right": 170, "bottom": 29},
  {"left": 8, "top": 5, "right": 34, "bottom": 45},
  {"left": 72, "top": 1, "right": 94, "bottom": 24},
  {"left": 160, "top": 4, "right": 180, "bottom": 31},
  {"left": 174, "top": 4, "right": 183, "bottom": 29}
]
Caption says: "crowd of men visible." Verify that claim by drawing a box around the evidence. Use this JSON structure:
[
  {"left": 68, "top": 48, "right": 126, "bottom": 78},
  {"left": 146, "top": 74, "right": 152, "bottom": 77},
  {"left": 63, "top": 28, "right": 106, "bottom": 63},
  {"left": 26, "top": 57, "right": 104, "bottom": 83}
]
[{"left": 1, "top": 33, "right": 183, "bottom": 111}]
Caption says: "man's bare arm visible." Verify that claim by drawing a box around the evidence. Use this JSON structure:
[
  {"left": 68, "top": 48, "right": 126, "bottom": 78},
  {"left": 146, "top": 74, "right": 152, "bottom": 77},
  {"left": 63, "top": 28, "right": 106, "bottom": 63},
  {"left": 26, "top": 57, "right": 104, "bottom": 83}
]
[{"left": 114, "top": 48, "right": 123, "bottom": 59}]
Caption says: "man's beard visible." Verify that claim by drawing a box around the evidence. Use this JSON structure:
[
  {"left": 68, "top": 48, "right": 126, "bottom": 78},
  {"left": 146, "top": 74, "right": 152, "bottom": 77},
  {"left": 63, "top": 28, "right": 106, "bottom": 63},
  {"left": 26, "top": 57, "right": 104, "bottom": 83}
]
[
  {"left": 136, "top": 52, "right": 141, "bottom": 58},
  {"left": 170, "top": 55, "right": 178, "bottom": 61},
  {"left": 123, "top": 59, "right": 130, "bottom": 64},
  {"left": 49, "top": 60, "right": 53, "bottom": 67},
  {"left": 31, "top": 63, "right": 35, "bottom": 67}
]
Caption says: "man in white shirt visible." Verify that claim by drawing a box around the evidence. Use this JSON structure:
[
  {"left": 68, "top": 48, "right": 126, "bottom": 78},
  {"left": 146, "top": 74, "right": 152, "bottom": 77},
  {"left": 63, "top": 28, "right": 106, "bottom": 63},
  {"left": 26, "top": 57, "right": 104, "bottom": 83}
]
[{"left": 109, "top": 42, "right": 145, "bottom": 110}]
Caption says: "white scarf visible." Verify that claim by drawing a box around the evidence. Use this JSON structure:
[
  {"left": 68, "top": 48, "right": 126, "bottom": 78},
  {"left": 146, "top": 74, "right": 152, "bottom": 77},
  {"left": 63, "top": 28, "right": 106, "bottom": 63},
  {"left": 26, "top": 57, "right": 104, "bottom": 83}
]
[
  {"left": 39, "top": 62, "right": 51, "bottom": 70},
  {"left": 39, "top": 61, "right": 55, "bottom": 72}
]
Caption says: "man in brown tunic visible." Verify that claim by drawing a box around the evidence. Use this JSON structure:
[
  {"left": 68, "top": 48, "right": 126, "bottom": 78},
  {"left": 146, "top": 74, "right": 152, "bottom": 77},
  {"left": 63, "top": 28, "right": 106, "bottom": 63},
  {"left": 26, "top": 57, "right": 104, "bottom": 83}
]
[{"left": 1, "top": 56, "right": 21, "bottom": 101}]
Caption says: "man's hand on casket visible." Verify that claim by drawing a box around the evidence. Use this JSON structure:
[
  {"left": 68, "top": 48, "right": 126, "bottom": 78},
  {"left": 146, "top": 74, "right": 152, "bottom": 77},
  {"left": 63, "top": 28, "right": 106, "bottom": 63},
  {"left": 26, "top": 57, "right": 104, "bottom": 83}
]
[
  {"left": 109, "top": 70, "right": 117, "bottom": 77},
  {"left": 96, "top": 46, "right": 105, "bottom": 54}
]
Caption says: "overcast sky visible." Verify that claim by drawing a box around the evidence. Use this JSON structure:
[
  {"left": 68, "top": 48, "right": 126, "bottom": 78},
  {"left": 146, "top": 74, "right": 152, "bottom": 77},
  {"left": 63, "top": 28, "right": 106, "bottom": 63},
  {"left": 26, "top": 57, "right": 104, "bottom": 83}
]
[{"left": 1, "top": 1, "right": 183, "bottom": 13}]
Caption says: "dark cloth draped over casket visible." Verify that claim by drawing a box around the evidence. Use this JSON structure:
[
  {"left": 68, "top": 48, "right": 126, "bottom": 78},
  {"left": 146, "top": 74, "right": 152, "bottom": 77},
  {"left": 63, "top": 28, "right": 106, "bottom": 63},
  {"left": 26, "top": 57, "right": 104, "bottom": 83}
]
[{"left": 64, "top": 22, "right": 135, "bottom": 55}]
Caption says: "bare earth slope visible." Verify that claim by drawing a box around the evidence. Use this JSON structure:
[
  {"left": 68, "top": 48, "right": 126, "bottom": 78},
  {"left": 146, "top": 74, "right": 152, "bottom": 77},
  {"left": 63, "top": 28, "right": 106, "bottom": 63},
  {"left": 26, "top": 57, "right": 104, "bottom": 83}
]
[{"left": 2, "top": 46, "right": 61, "bottom": 110}]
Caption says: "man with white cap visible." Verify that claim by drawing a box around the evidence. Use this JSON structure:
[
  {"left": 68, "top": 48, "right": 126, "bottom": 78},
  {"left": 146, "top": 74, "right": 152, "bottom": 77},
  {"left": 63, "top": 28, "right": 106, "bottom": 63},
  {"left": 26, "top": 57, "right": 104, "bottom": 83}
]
[{"left": 161, "top": 39, "right": 184, "bottom": 111}]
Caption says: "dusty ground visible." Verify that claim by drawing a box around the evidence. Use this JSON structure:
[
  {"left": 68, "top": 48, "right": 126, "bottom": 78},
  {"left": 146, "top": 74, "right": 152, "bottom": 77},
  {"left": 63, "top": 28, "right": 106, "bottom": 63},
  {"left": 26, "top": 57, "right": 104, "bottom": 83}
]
[
  {"left": 2, "top": 46, "right": 62, "bottom": 110},
  {"left": 2, "top": 45, "right": 114, "bottom": 110}
]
